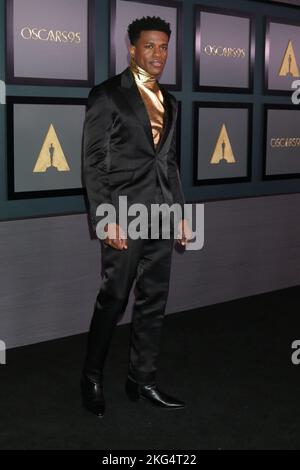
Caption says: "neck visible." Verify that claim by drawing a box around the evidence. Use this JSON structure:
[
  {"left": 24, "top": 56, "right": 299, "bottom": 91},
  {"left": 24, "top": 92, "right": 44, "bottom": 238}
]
[{"left": 129, "top": 59, "right": 156, "bottom": 83}]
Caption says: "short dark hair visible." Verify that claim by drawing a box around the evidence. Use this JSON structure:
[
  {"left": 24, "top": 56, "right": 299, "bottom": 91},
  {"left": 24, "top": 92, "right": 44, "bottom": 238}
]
[{"left": 127, "top": 16, "right": 171, "bottom": 45}]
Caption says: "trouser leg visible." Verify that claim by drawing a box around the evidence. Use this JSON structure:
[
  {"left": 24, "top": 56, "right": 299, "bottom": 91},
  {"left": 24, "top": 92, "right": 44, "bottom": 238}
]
[
  {"left": 128, "top": 235, "right": 174, "bottom": 384},
  {"left": 83, "top": 236, "right": 143, "bottom": 380}
]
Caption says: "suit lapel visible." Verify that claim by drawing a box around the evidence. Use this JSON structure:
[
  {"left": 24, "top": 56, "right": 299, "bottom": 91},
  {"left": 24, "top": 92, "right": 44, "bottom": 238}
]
[
  {"left": 157, "top": 85, "right": 172, "bottom": 153},
  {"left": 118, "top": 67, "right": 173, "bottom": 154}
]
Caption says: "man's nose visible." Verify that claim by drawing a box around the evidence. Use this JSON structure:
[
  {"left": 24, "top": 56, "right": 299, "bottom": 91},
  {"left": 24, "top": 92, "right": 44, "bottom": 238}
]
[{"left": 153, "top": 50, "right": 162, "bottom": 59}]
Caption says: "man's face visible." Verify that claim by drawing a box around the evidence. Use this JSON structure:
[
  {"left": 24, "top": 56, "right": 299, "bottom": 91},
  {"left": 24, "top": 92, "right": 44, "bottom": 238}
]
[{"left": 130, "top": 30, "right": 169, "bottom": 76}]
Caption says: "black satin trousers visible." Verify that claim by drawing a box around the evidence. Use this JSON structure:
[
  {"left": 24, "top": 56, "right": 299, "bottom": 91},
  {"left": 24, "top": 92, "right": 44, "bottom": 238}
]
[{"left": 83, "top": 191, "right": 175, "bottom": 385}]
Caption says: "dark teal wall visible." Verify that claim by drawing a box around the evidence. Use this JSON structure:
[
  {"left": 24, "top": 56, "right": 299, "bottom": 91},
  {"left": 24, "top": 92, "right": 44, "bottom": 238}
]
[{"left": 0, "top": 0, "right": 299, "bottom": 222}]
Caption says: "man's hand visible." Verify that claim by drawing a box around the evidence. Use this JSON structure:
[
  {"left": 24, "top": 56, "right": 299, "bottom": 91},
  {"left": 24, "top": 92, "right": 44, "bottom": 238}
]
[
  {"left": 176, "top": 219, "right": 193, "bottom": 247},
  {"left": 103, "top": 223, "right": 128, "bottom": 250}
]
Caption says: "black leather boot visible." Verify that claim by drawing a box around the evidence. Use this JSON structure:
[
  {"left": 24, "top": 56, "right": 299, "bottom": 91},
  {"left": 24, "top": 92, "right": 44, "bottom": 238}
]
[
  {"left": 125, "top": 376, "right": 186, "bottom": 409},
  {"left": 81, "top": 373, "right": 105, "bottom": 417}
]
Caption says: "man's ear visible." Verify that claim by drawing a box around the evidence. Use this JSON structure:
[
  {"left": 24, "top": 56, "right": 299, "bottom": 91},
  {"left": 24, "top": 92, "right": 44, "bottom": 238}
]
[{"left": 129, "top": 45, "right": 135, "bottom": 57}]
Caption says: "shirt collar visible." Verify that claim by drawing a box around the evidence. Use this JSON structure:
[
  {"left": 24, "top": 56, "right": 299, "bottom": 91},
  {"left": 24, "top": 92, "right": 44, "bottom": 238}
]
[{"left": 129, "top": 60, "right": 157, "bottom": 86}]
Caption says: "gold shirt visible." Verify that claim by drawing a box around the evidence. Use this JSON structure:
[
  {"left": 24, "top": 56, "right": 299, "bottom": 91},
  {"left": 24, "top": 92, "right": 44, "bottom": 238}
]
[{"left": 129, "top": 59, "right": 165, "bottom": 148}]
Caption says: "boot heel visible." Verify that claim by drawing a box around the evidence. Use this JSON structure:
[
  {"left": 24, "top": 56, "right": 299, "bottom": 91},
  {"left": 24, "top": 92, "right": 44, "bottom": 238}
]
[
  {"left": 125, "top": 378, "right": 142, "bottom": 401},
  {"left": 81, "top": 374, "right": 105, "bottom": 417},
  {"left": 126, "top": 387, "right": 141, "bottom": 401}
]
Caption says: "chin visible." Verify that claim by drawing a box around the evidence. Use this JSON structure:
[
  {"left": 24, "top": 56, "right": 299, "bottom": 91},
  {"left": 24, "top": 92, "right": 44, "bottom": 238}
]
[
  {"left": 148, "top": 68, "right": 162, "bottom": 76},
  {"left": 145, "top": 64, "right": 163, "bottom": 75}
]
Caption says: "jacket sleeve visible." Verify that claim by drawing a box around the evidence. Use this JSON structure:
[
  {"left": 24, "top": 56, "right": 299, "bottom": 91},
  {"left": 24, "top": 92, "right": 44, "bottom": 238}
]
[
  {"left": 167, "top": 101, "right": 185, "bottom": 213},
  {"left": 83, "top": 86, "right": 113, "bottom": 227}
]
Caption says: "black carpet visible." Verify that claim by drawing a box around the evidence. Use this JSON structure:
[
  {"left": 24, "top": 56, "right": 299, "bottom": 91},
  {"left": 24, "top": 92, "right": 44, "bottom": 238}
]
[{"left": 1, "top": 286, "right": 300, "bottom": 450}]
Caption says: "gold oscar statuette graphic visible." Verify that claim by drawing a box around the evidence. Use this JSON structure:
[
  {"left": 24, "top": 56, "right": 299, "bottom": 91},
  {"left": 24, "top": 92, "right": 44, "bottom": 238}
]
[
  {"left": 33, "top": 124, "right": 70, "bottom": 173},
  {"left": 210, "top": 123, "right": 236, "bottom": 164},
  {"left": 278, "top": 40, "right": 299, "bottom": 77}
]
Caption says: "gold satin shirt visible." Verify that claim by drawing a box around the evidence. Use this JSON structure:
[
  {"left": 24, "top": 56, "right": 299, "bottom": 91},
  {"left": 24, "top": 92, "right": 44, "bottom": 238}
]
[{"left": 129, "top": 60, "right": 165, "bottom": 148}]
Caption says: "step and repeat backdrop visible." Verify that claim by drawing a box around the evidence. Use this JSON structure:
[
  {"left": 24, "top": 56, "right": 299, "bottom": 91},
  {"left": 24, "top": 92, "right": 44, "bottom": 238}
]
[{"left": 3, "top": 0, "right": 300, "bottom": 213}]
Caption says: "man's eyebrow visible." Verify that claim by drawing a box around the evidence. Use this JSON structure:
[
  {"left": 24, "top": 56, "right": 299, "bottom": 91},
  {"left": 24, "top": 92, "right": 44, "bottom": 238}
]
[{"left": 144, "top": 41, "right": 168, "bottom": 45}]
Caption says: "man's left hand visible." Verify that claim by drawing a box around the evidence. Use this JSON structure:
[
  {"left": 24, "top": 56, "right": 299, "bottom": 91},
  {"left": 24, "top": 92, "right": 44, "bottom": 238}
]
[{"left": 176, "top": 219, "right": 193, "bottom": 247}]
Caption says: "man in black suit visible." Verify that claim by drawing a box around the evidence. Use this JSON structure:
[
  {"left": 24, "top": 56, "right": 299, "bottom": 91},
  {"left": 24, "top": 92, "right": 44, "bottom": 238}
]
[{"left": 81, "top": 16, "right": 192, "bottom": 417}]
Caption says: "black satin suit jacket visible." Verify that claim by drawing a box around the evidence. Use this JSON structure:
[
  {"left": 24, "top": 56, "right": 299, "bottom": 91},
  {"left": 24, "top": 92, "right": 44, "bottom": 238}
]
[{"left": 83, "top": 66, "right": 185, "bottom": 227}]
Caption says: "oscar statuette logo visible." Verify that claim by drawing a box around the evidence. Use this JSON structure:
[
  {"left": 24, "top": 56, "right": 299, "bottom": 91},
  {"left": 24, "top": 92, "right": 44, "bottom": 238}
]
[
  {"left": 33, "top": 124, "right": 70, "bottom": 173},
  {"left": 210, "top": 124, "right": 236, "bottom": 164},
  {"left": 278, "top": 40, "right": 299, "bottom": 77}
]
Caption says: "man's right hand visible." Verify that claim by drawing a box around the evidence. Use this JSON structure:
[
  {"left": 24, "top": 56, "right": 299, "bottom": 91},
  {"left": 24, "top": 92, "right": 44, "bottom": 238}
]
[{"left": 103, "top": 223, "right": 128, "bottom": 250}]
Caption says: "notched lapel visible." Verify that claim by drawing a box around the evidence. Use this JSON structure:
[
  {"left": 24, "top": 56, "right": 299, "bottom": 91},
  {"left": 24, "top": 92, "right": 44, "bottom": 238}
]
[
  {"left": 157, "top": 86, "right": 173, "bottom": 153},
  {"left": 118, "top": 68, "right": 155, "bottom": 151}
]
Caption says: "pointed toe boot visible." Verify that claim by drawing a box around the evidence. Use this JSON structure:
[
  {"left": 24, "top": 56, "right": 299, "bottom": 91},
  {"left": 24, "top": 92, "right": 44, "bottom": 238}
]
[{"left": 125, "top": 376, "right": 185, "bottom": 409}]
